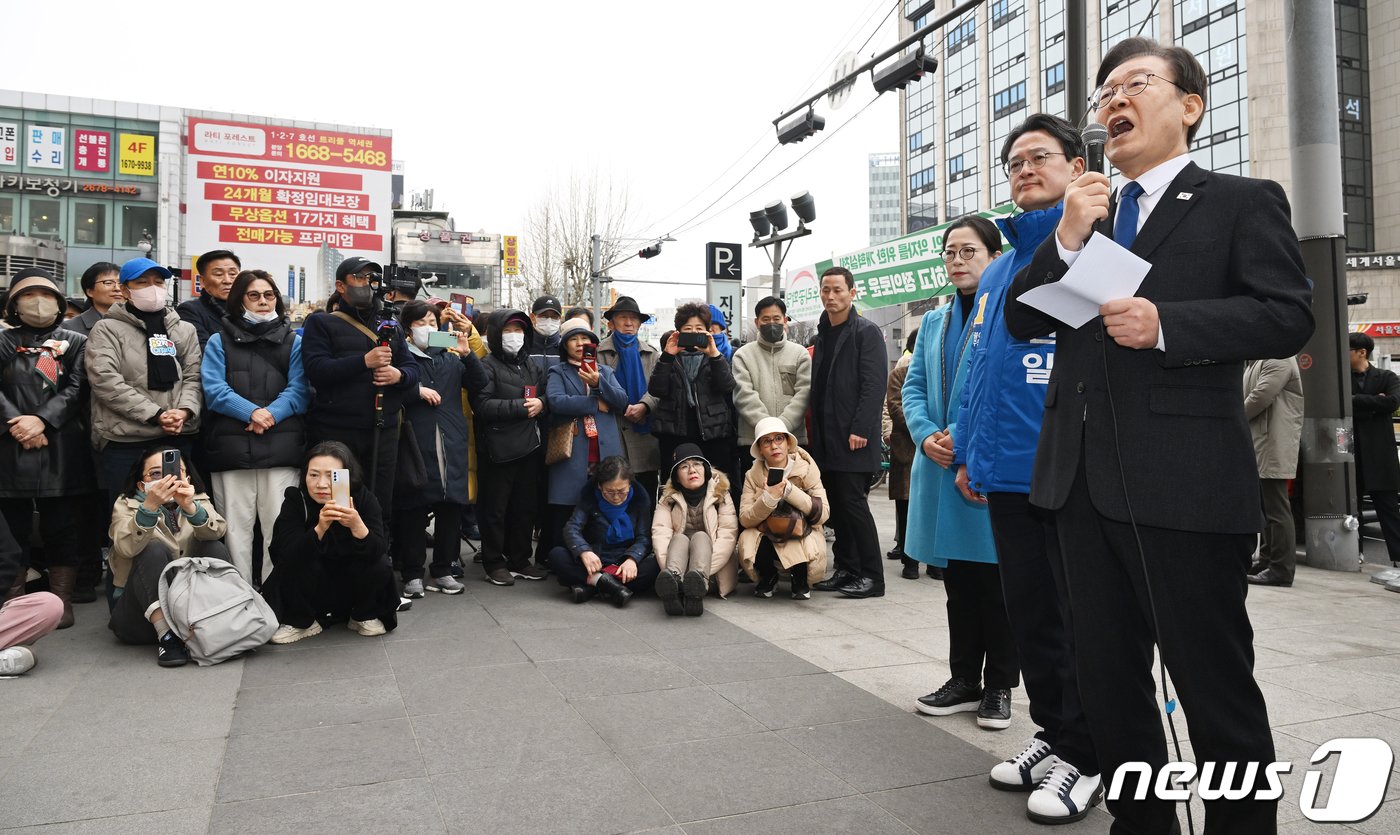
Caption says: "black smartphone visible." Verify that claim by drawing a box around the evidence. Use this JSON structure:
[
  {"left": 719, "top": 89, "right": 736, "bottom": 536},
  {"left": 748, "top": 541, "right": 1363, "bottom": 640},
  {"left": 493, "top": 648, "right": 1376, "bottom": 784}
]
[
  {"left": 161, "top": 449, "right": 181, "bottom": 480},
  {"left": 767, "top": 467, "right": 784, "bottom": 487},
  {"left": 678, "top": 332, "right": 709, "bottom": 351}
]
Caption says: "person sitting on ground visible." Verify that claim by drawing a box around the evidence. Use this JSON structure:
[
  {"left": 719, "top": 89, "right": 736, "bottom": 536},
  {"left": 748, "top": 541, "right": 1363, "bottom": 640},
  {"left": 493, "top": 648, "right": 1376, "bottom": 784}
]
[
  {"left": 0, "top": 512, "right": 64, "bottom": 677},
  {"left": 738, "top": 416, "right": 829, "bottom": 600},
  {"left": 262, "top": 442, "right": 397, "bottom": 644},
  {"left": 651, "top": 443, "right": 738, "bottom": 616},
  {"left": 106, "top": 446, "right": 228, "bottom": 668},
  {"left": 548, "top": 455, "right": 658, "bottom": 607}
]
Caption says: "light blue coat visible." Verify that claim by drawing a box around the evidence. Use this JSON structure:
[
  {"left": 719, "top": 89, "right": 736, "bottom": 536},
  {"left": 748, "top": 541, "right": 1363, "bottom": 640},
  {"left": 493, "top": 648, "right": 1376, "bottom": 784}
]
[{"left": 902, "top": 301, "right": 997, "bottom": 567}]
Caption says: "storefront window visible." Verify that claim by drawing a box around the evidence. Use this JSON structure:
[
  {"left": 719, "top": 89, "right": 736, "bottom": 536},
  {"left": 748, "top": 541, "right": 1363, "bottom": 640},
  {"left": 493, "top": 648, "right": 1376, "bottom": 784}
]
[
  {"left": 0, "top": 196, "right": 15, "bottom": 233},
  {"left": 26, "top": 197, "right": 62, "bottom": 239},
  {"left": 121, "top": 204, "right": 157, "bottom": 248},
  {"left": 73, "top": 202, "right": 108, "bottom": 246}
]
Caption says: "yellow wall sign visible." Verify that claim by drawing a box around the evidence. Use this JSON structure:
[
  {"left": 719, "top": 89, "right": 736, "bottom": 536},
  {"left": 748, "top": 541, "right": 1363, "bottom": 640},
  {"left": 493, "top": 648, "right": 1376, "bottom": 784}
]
[{"left": 118, "top": 133, "right": 156, "bottom": 177}]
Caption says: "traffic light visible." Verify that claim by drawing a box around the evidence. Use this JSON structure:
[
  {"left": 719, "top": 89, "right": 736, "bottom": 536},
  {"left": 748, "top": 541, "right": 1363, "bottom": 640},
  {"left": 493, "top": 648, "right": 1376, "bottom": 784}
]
[
  {"left": 871, "top": 46, "right": 939, "bottom": 95},
  {"left": 776, "top": 108, "right": 826, "bottom": 145},
  {"left": 638, "top": 243, "right": 663, "bottom": 259}
]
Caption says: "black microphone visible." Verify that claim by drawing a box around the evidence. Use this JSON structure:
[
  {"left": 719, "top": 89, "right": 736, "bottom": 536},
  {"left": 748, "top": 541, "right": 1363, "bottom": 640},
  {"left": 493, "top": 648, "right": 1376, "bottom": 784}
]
[{"left": 1082, "top": 123, "right": 1108, "bottom": 175}]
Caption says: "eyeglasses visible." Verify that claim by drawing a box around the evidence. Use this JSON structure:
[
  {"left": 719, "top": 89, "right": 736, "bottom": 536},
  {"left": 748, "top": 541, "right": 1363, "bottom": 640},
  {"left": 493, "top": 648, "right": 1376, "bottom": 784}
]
[
  {"left": 1089, "top": 71, "right": 1189, "bottom": 111},
  {"left": 244, "top": 290, "right": 279, "bottom": 301},
  {"left": 758, "top": 435, "right": 788, "bottom": 447},
  {"left": 94, "top": 279, "right": 120, "bottom": 289},
  {"left": 1004, "top": 151, "right": 1067, "bottom": 178},
  {"left": 600, "top": 487, "right": 630, "bottom": 500},
  {"left": 941, "top": 246, "right": 983, "bottom": 263},
  {"left": 143, "top": 468, "right": 164, "bottom": 480}
]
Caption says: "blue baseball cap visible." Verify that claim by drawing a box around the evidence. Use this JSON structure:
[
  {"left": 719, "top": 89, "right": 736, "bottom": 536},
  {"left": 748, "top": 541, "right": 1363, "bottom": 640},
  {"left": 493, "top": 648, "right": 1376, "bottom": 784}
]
[{"left": 119, "top": 258, "right": 173, "bottom": 284}]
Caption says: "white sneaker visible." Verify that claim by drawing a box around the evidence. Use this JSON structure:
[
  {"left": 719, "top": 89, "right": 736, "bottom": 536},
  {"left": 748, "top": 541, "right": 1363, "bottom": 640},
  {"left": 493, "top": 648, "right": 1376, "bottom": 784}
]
[
  {"left": 990, "top": 737, "right": 1061, "bottom": 791},
  {"left": 1027, "top": 761, "right": 1104, "bottom": 824},
  {"left": 427, "top": 575, "right": 465, "bottom": 594},
  {"left": 0, "top": 646, "right": 36, "bottom": 677},
  {"left": 348, "top": 618, "right": 386, "bottom": 637},
  {"left": 270, "top": 622, "right": 322, "bottom": 645}
]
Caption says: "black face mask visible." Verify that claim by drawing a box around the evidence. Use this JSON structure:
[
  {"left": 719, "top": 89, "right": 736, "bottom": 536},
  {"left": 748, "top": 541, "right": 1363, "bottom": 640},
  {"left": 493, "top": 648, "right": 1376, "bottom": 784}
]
[
  {"left": 759, "top": 323, "right": 785, "bottom": 344},
  {"left": 344, "top": 284, "right": 374, "bottom": 309}
]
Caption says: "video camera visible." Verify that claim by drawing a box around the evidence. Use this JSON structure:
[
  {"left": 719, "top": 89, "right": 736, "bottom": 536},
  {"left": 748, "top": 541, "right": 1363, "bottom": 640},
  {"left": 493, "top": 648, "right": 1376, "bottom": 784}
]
[{"left": 364, "top": 264, "right": 421, "bottom": 320}]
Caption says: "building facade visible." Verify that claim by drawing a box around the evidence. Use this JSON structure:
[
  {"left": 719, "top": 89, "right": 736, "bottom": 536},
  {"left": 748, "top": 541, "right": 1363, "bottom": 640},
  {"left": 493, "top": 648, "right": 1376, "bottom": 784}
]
[
  {"left": 869, "top": 152, "right": 903, "bottom": 245},
  {"left": 897, "top": 0, "right": 1399, "bottom": 342}
]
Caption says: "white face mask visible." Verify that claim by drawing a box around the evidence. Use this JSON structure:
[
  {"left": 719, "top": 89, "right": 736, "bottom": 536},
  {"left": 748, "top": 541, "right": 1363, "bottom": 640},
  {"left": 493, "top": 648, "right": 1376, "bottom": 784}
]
[
  {"left": 243, "top": 310, "right": 281, "bottom": 325},
  {"left": 501, "top": 332, "right": 526, "bottom": 355},
  {"left": 534, "top": 318, "right": 560, "bottom": 336},
  {"left": 127, "top": 284, "right": 167, "bottom": 313},
  {"left": 410, "top": 325, "right": 434, "bottom": 350}
]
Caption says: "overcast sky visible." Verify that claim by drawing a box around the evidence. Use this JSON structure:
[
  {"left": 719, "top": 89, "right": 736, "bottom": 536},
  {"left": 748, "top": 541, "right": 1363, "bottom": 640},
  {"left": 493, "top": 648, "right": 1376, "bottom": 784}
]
[{"left": 8, "top": 0, "right": 902, "bottom": 313}]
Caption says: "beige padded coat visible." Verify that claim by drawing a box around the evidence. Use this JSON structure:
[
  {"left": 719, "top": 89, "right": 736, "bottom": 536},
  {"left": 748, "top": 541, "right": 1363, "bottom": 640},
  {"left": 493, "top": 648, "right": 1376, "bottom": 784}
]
[
  {"left": 737, "top": 445, "right": 830, "bottom": 583},
  {"left": 652, "top": 472, "right": 739, "bottom": 597}
]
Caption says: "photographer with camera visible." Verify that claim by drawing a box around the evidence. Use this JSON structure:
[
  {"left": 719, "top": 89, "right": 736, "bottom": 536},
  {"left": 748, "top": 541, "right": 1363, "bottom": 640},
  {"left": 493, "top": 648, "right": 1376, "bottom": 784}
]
[{"left": 300, "top": 257, "right": 419, "bottom": 517}]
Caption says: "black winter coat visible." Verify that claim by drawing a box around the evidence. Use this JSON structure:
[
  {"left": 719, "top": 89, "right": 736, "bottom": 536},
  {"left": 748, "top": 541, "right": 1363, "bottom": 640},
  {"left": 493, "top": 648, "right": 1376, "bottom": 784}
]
[
  {"left": 562, "top": 479, "right": 653, "bottom": 565},
  {"left": 647, "top": 351, "right": 735, "bottom": 440},
  {"left": 809, "top": 310, "right": 888, "bottom": 472},
  {"left": 263, "top": 484, "right": 397, "bottom": 630},
  {"left": 0, "top": 325, "right": 95, "bottom": 497},
  {"left": 400, "top": 346, "right": 487, "bottom": 507},
  {"left": 1353, "top": 364, "right": 1400, "bottom": 492},
  {"left": 301, "top": 304, "right": 419, "bottom": 430},
  {"left": 176, "top": 292, "right": 228, "bottom": 348},
  {"left": 474, "top": 334, "right": 547, "bottom": 464}
]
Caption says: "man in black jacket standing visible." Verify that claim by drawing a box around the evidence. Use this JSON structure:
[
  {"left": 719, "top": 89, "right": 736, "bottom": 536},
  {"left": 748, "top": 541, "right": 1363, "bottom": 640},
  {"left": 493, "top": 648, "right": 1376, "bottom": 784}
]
[
  {"left": 177, "top": 249, "right": 241, "bottom": 347},
  {"left": 809, "top": 266, "right": 888, "bottom": 598},
  {"left": 301, "top": 256, "right": 419, "bottom": 517},
  {"left": 1349, "top": 332, "right": 1400, "bottom": 564}
]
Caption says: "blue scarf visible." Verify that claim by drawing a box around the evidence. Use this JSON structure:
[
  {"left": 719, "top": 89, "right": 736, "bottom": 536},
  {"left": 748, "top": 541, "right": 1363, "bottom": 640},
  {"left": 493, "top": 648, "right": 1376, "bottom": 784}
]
[
  {"left": 595, "top": 486, "right": 635, "bottom": 545},
  {"left": 611, "top": 333, "right": 651, "bottom": 435}
]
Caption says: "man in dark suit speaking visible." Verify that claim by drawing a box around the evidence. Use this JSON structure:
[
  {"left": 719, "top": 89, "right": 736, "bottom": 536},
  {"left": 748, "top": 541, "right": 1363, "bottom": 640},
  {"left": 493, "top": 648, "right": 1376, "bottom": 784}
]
[{"left": 1006, "top": 38, "right": 1314, "bottom": 834}]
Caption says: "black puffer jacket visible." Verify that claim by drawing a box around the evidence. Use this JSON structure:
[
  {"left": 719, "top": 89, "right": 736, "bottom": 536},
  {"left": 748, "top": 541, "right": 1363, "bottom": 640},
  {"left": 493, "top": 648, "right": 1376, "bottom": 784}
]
[
  {"left": 562, "top": 478, "right": 653, "bottom": 565},
  {"left": 473, "top": 309, "right": 547, "bottom": 464},
  {"left": 176, "top": 292, "right": 227, "bottom": 348},
  {"left": 646, "top": 350, "right": 735, "bottom": 440},
  {"left": 0, "top": 324, "right": 95, "bottom": 497},
  {"left": 203, "top": 317, "right": 306, "bottom": 472},
  {"left": 300, "top": 302, "right": 419, "bottom": 430}
]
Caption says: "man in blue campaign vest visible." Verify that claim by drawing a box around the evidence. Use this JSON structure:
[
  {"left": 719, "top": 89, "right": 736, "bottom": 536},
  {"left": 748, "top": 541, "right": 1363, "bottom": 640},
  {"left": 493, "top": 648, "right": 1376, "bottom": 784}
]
[{"left": 952, "top": 114, "right": 1103, "bottom": 825}]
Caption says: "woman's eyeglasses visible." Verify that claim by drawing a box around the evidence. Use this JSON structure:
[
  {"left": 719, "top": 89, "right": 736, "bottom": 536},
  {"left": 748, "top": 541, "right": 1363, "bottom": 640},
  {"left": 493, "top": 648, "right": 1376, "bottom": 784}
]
[
  {"left": 244, "top": 290, "right": 279, "bottom": 302},
  {"left": 941, "top": 245, "right": 982, "bottom": 263}
]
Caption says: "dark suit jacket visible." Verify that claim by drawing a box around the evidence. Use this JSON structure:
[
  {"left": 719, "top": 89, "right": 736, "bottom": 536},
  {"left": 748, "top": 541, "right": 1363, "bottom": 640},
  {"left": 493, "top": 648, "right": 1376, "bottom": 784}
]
[
  {"left": 1006, "top": 163, "right": 1314, "bottom": 534},
  {"left": 810, "top": 309, "right": 888, "bottom": 472},
  {"left": 1352, "top": 364, "right": 1400, "bottom": 492}
]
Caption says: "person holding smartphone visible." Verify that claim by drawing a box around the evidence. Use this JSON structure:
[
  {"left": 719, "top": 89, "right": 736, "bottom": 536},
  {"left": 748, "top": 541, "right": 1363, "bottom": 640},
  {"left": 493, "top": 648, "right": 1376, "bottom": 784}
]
[
  {"left": 473, "top": 308, "right": 548, "bottom": 586},
  {"left": 391, "top": 301, "right": 488, "bottom": 597},
  {"left": 737, "top": 417, "right": 829, "bottom": 600},
  {"left": 647, "top": 303, "right": 737, "bottom": 480},
  {"left": 543, "top": 318, "right": 629, "bottom": 555},
  {"left": 263, "top": 442, "right": 397, "bottom": 644},
  {"left": 106, "top": 446, "right": 227, "bottom": 667},
  {"left": 200, "top": 269, "right": 309, "bottom": 586}
]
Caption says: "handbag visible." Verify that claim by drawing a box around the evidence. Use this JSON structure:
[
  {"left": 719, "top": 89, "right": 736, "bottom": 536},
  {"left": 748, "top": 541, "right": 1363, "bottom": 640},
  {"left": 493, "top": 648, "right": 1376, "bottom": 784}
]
[
  {"left": 545, "top": 419, "right": 577, "bottom": 466},
  {"left": 760, "top": 500, "right": 809, "bottom": 541},
  {"left": 395, "top": 418, "right": 428, "bottom": 493}
]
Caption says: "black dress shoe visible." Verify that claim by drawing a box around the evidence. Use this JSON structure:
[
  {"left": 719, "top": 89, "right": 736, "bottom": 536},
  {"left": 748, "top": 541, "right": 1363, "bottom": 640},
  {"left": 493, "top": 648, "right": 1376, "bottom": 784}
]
[
  {"left": 926, "top": 565, "right": 944, "bottom": 580},
  {"left": 837, "top": 577, "right": 885, "bottom": 598},
  {"left": 571, "top": 585, "right": 596, "bottom": 604},
  {"left": 886, "top": 547, "right": 906, "bottom": 562},
  {"left": 901, "top": 560, "right": 920, "bottom": 580},
  {"left": 1247, "top": 567, "right": 1292, "bottom": 587},
  {"left": 595, "top": 573, "right": 633, "bottom": 607},
  {"left": 813, "top": 569, "right": 857, "bottom": 592},
  {"left": 1248, "top": 559, "right": 1266, "bottom": 577}
]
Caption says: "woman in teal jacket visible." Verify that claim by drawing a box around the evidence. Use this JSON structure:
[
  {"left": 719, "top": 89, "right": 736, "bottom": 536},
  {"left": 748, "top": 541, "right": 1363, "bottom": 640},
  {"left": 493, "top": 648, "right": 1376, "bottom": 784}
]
[{"left": 902, "top": 214, "right": 1019, "bottom": 730}]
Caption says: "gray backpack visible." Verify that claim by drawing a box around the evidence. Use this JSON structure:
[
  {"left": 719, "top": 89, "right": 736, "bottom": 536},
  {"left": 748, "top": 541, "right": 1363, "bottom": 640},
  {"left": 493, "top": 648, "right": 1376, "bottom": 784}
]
[{"left": 158, "top": 556, "right": 278, "bottom": 666}]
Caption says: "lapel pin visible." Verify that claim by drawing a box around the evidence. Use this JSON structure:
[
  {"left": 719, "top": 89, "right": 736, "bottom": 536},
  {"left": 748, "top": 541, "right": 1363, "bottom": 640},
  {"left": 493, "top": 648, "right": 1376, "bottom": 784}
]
[{"left": 1176, "top": 192, "right": 1193, "bottom": 200}]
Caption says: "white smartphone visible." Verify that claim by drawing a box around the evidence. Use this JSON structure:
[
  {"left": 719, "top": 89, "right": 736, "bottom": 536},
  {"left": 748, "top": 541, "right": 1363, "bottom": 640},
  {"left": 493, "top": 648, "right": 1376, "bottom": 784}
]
[{"left": 330, "top": 469, "right": 351, "bottom": 507}]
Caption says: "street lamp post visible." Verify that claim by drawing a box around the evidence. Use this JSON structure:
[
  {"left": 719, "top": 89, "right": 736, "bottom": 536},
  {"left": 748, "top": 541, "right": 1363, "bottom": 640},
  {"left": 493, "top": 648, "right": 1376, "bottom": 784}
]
[{"left": 748, "top": 191, "right": 816, "bottom": 297}]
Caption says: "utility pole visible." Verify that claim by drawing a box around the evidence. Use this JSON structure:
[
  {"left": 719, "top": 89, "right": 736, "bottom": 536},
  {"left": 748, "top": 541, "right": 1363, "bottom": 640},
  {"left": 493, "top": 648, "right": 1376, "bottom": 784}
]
[
  {"left": 590, "top": 233, "right": 604, "bottom": 330},
  {"left": 1065, "top": 0, "right": 1088, "bottom": 127},
  {"left": 1288, "top": 0, "right": 1357, "bottom": 571}
]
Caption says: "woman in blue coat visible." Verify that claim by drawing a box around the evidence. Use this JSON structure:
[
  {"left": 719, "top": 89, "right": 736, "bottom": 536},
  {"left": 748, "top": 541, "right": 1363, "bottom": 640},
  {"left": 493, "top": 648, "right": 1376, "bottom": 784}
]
[
  {"left": 903, "top": 214, "right": 1019, "bottom": 731},
  {"left": 391, "top": 300, "right": 488, "bottom": 598},
  {"left": 544, "top": 318, "right": 629, "bottom": 551}
]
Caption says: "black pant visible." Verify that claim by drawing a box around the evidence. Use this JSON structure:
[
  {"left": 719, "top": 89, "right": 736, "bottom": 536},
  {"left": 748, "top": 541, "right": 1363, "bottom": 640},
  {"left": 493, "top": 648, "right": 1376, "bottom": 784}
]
[
  {"left": 0, "top": 496, "right": 83, "bottom": 569},
  {"left": 894, "top": 499, "right": 908, "bottom": 551},
  {"left": 823, "top": 470, "right": 883, "bottom": 583},
  {"left": 268, "top": 552, "right": 398, "bottom": 631},
  {"left": 546, "top": 545, "right": 659, "bottom": 592},
  {"left": 1259, "top": 478, "right": 1295, "bottom": 579},
  {"left": 533, "top": 457, "right": 555, "bottom": 565},
  {"left": 987, "top": 492, "right": 1097, "bottom": 774},
  {"left": 309, "top": 423, "right": 399, "bottom": 523},
  {"left": 1056, "top": 466, "right": 1274, "bottom": 834},
  {"left": 943, "top": 559, "right": 1019, "bottom": 690},
  {"left": 734, "top": 446, "right": 755, "bottom": 510},
  {"left": 107, "top": 539, "right": 229, "bottom": 644},
  {"left": 1363, "top": 488, "right": 1400, "bottom": 563},
  {"left": 392, "top": 502, "right": 461, "bottom": 582},
  {"left": 539, "top": 504, "right": 576, "bottom": 566},
  {"left": 478, "top": 451, "right": 542, "bottom": 572}
]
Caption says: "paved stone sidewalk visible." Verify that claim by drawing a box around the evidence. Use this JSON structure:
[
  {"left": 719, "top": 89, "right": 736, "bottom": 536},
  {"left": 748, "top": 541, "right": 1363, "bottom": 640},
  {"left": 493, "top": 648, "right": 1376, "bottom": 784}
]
[{"left": 2, "top": 504, "right": 1398, "bottom": 833}]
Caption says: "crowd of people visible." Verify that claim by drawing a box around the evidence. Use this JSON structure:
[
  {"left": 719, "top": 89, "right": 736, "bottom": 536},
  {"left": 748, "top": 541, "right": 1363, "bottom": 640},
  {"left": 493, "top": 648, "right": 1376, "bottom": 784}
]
[{"left": 0, "top": 36, "right": 1324, "bottom": 834}]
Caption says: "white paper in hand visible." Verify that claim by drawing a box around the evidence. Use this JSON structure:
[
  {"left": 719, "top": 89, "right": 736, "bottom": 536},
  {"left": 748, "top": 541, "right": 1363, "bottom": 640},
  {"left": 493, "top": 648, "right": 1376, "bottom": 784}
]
[{"left": 1019, "top": 232, "right": 1152, "bottom": 328}]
